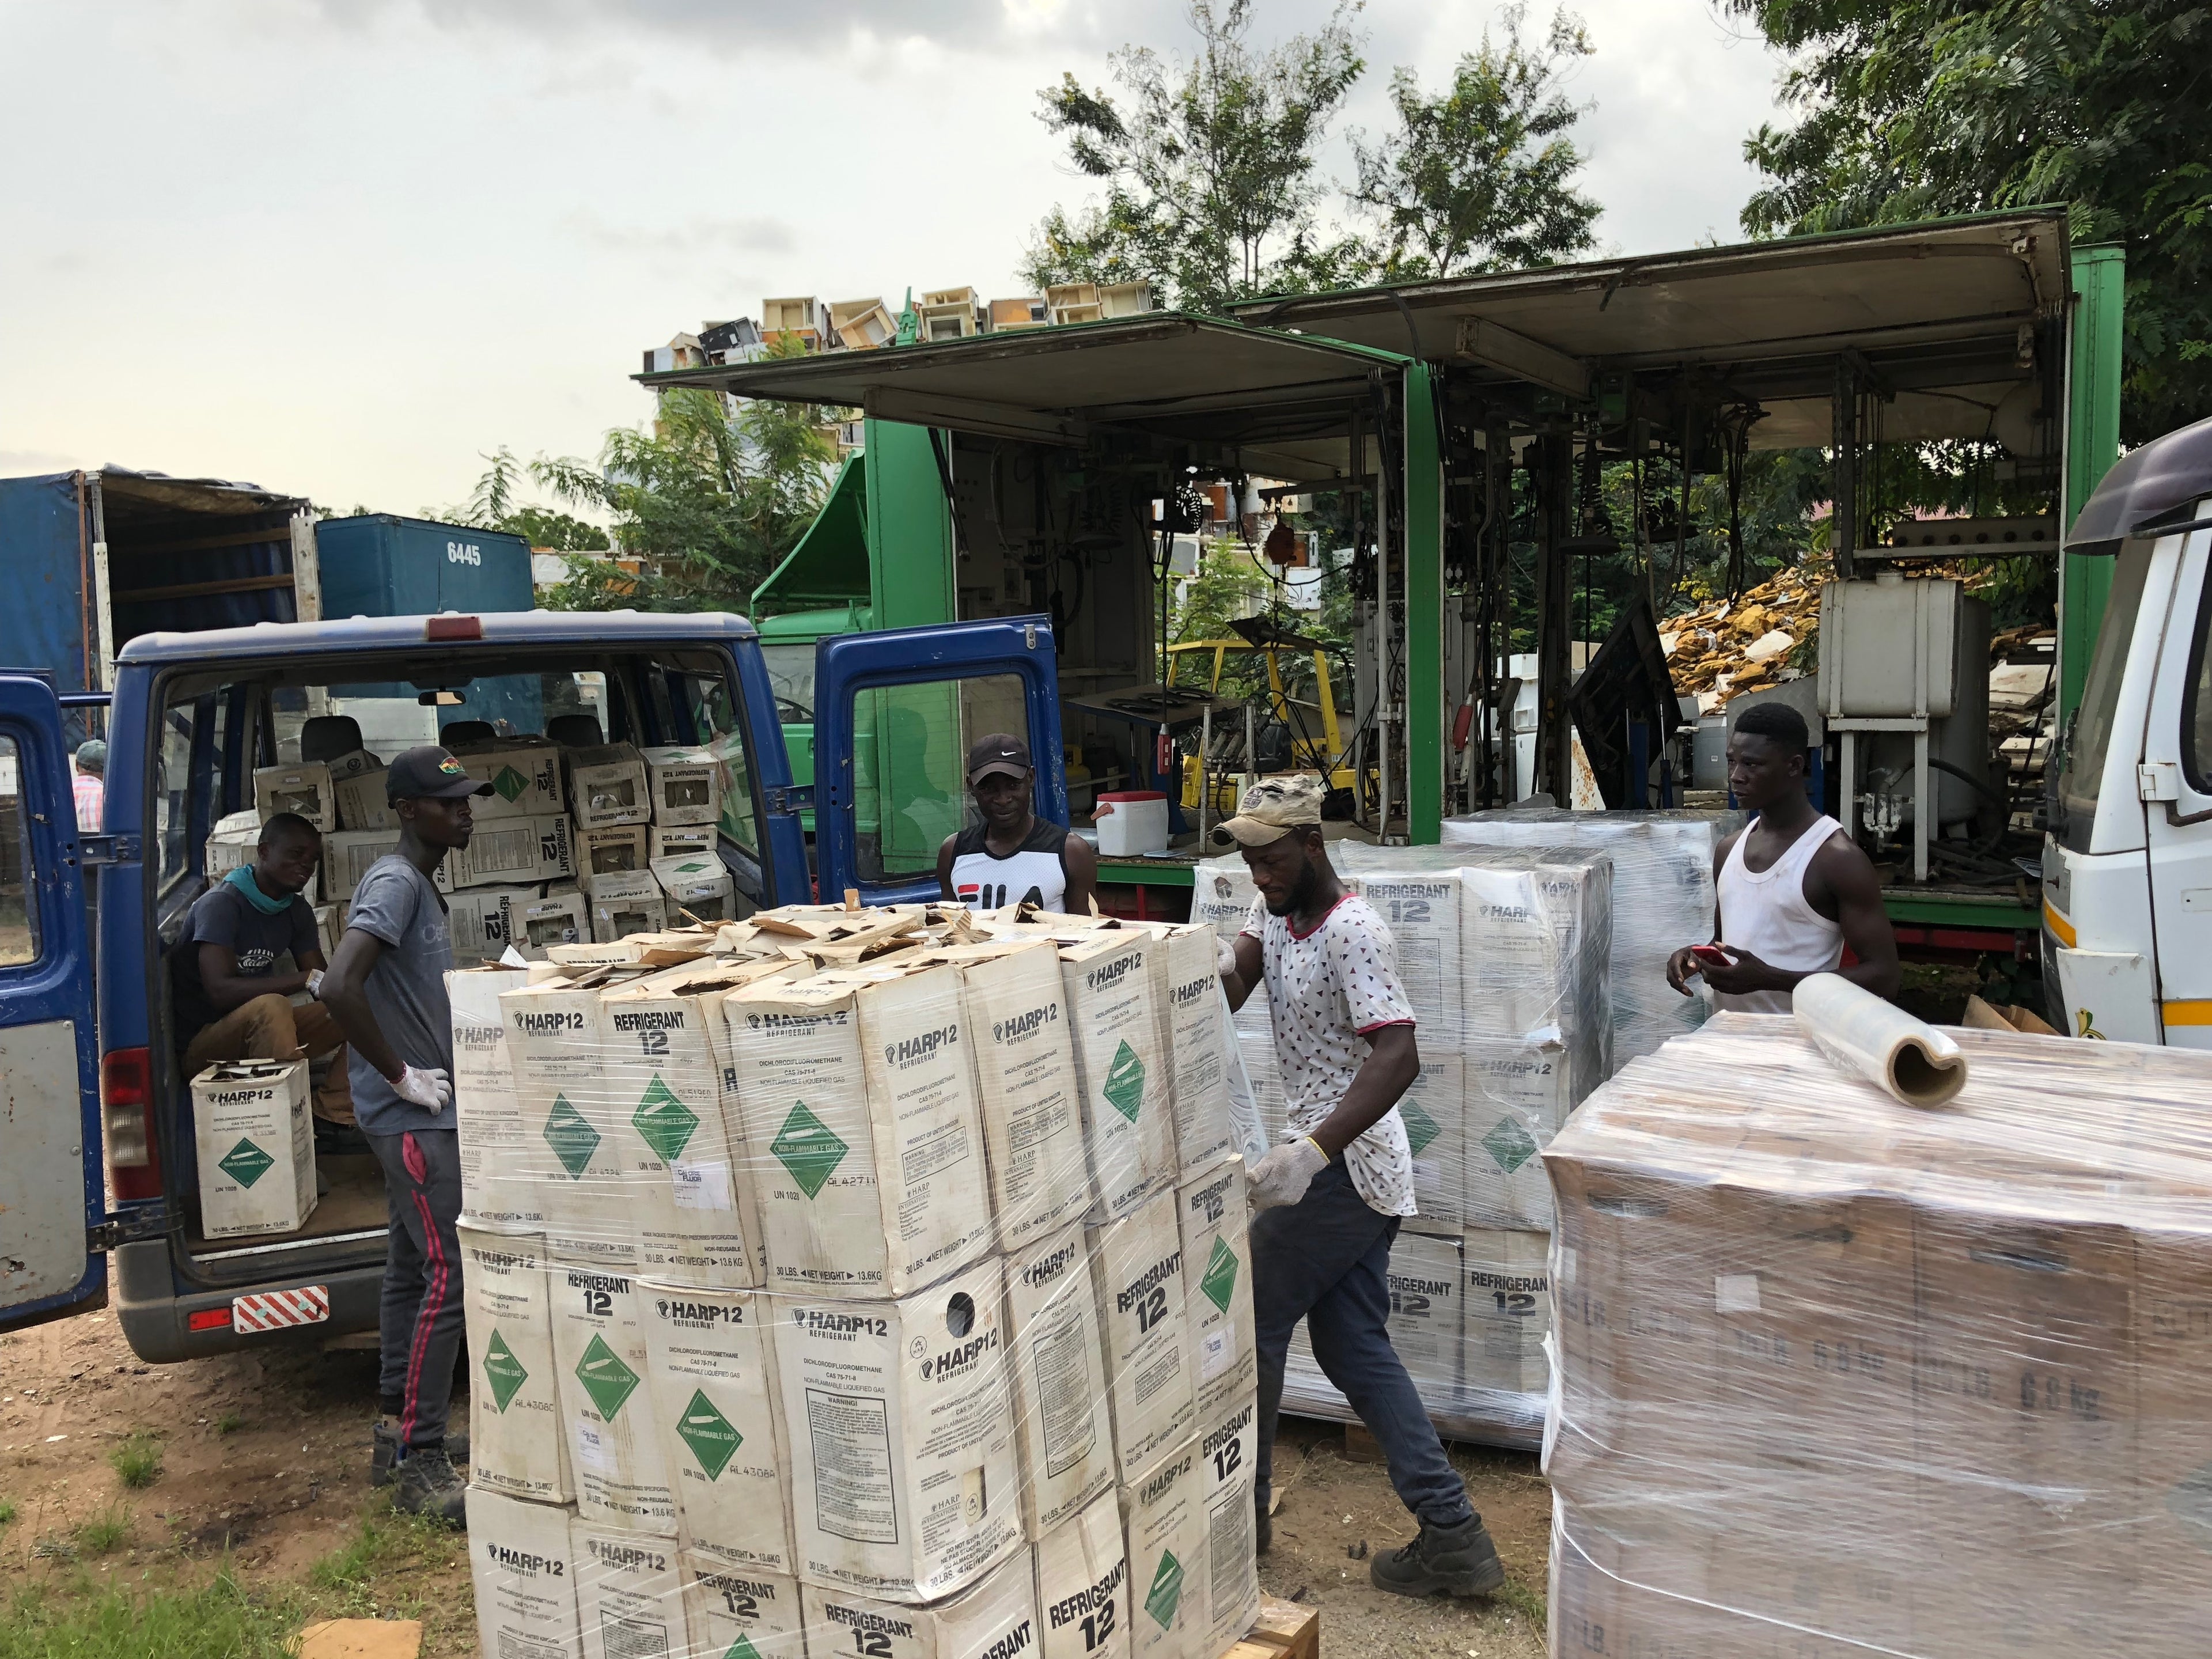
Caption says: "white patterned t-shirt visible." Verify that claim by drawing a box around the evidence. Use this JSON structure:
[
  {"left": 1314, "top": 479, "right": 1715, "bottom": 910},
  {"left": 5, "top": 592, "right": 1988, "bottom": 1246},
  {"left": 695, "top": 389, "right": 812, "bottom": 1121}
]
[{"left": 1241, "top": 893, "right": 1417, "bottom": 1217}]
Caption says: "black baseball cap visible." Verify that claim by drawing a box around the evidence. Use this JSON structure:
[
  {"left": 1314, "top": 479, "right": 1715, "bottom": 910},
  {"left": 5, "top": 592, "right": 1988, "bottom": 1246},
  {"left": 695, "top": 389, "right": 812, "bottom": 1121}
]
[
  {"left": 386, "top": 745, "right": 495, "bottom": 804},
  {"left": 967, "top": 733, "right": 1033, "bottom": 783}
]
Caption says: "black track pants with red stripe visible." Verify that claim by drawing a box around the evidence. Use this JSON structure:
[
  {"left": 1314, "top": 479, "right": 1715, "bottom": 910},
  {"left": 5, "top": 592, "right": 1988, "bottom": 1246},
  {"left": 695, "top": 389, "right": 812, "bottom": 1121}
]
[{"left": 366, "top": 1126, "right": 466, "bottom": 1451}]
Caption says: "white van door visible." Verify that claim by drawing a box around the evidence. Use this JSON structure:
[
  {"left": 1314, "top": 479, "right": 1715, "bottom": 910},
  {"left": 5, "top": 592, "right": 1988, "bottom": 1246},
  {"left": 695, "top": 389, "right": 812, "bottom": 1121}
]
[
  {"left": 0, "top": 673, "right": 108, "bottom": 1331},
  {"left": 2141, "top": 518, "right": 2212, "bottom": 1048}
]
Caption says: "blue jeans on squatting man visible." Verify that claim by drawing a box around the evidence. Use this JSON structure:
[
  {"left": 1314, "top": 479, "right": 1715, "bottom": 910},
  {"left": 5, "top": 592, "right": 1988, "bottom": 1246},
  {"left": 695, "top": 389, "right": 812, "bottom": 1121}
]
[{"left": 1251, "top": 1158, "right": 1476, "bottom": 1528}]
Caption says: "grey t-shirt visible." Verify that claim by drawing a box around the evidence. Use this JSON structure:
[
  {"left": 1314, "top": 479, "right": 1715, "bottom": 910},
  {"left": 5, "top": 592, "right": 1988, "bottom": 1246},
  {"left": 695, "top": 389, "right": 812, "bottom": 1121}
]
[{"left": 344, "top": 853, "right": 456, "bottom": 1137}]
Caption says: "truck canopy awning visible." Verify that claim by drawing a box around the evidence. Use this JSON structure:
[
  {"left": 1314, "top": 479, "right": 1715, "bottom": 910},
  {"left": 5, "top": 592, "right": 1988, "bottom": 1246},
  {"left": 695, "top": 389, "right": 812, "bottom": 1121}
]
[
  {"left": 1228, "top": 209, "right": 2072, "bottom": 449},
  {"left": 756, "top": 450, "right": 870, "bottom": 608},
  {"left": 641, "top": 315, "right": 1412, "bottom": 483}
]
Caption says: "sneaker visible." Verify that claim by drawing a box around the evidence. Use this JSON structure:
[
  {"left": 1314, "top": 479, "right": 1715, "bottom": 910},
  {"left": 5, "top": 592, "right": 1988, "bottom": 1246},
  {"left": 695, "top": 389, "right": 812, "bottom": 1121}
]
[
  {"left": 1255, "top": 1493, "right": 1272, "bottom": 1556},
  {"left": 1369, "top": 1515, "right": 1506, "bottom": 1599},
  {"left": 391, "top": 1445, "right": 468, "bottom": 1525},
  {"left": 372, "top": 1419, "right": 470, "bottom": 1488}
]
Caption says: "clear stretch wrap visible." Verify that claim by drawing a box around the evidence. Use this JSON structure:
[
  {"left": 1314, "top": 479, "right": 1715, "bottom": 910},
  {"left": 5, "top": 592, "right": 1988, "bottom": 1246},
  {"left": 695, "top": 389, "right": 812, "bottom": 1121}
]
[
  {"left": 449, "top": 902, "right": 1263, "bottom": 1659},
  {"left": 1546, "top": 1013, "right": 2212, "bottom": 1659},
  {"left": 1442, "top": 805, "right": 1740, "bottom": 1067},
  {"left": 1192, "top": 846, "right": 1611, "bottom": 1449}
]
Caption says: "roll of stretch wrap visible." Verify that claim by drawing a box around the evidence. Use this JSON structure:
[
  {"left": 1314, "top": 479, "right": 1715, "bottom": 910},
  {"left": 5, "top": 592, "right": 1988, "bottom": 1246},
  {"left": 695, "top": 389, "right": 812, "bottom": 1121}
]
[{"left": 1793, "top": 972, "right": 1968, "bottom": 1108}]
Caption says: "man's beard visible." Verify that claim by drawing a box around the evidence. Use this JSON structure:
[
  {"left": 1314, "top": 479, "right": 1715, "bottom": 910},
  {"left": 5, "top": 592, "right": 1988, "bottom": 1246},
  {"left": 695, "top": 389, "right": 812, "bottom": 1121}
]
[{"left": 1263, "top": 857, "right": 1323, "bottom": 916}]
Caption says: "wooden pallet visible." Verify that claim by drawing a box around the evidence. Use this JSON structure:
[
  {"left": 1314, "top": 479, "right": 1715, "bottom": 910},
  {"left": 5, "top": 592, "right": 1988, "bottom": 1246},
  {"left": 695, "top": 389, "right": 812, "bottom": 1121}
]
[{"left": 1224, "top": 1596, "right": 1319, "bottom": 1659}]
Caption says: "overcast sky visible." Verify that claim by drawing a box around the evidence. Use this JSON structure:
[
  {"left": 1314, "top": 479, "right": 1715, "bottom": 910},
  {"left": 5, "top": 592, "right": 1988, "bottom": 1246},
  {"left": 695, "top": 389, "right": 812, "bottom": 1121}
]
[{"left": 0, "top": 0, "right": 1790, "bottom": 517}]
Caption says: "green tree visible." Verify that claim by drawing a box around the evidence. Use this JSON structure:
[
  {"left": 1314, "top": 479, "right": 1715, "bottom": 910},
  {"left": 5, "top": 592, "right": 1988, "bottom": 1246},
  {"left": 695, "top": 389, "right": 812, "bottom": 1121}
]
[
  {"left": 1729, "top": 0, "right": 2212, "bottom": 443},
  {"left": 442, "top": 449, "right": 612, "bottom": 551},
  {"left": 532, "top": 343, "right": 839, "bottom": 612},
  {"left": 1026, "top": 1, "right": 1369, "bottom": 312},
  {"left": 1348, "top": 5, "right": 1600, "bottom": 279}
]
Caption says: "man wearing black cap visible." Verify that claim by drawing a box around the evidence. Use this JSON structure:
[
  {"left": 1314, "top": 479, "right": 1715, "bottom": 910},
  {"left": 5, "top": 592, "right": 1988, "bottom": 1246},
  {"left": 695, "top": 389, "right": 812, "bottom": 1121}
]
[
  {"left": 320, "top": 745, "right": 493, "bottom": 1524},
  {"left": 936, "top": 731, "right": 1097, "bottom": 915}
]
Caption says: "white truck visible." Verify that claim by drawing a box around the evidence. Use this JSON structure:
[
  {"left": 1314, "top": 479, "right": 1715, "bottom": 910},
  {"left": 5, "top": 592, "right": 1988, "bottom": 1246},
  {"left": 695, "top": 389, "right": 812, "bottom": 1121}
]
[{"left": 2045, "top": 414, "right": 2212, "bottom": 1044}]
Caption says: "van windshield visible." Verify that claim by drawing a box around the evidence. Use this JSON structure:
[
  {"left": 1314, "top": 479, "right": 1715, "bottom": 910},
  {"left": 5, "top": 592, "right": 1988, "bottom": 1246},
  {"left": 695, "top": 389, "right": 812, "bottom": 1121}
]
[
  {"left": 2057, "top": 543, "right": 2154, "bottom": 849},
  {"left": 759, "top": 643, "right": 815, "bottom": 722}
]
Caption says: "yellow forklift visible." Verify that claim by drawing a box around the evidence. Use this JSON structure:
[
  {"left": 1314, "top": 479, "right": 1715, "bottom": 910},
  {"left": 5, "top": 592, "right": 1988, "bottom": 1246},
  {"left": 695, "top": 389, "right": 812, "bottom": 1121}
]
[{"left": 1164, "top": 618, "right": 1357, "bottom": 815}]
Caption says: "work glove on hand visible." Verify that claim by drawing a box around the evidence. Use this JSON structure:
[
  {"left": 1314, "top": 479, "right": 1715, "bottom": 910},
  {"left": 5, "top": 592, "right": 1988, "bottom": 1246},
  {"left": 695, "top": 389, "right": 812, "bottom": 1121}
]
[
  {"left": 1216, "top": 937, "right": 1239, "bottom": 980},
  {"left": 392, "top": 1064, "right": 452, "bottom": 1113},
  {"left": 304, "top": 969, "right": 324, "bottom": 999},
  {"left": 1247, "top": 1136, "right": 1328, "bottom": 1210}
]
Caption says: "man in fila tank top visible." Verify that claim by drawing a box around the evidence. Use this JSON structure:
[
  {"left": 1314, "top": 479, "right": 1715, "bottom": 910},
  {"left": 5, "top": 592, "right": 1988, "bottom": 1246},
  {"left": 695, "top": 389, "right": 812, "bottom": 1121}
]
[
  {"left": 935, "top": 731, "right": 1098, "bottom": 914},
  {"left": 1665, "top": 701, "right": 1900, "bottom": 1015}
]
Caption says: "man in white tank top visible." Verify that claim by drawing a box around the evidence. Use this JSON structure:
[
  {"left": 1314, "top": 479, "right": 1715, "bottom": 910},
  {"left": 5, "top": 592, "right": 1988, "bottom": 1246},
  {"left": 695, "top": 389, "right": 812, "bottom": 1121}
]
[
  {"left": 934, "top": 732, "right": 1098, "bottom": 915},
  {"left": 1666, "top": 702, "right": 1900, "bottom": 1015}
]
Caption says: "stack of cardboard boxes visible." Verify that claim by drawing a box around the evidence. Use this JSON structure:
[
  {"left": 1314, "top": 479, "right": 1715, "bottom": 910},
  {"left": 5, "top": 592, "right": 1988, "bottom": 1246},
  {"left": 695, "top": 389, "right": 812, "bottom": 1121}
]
[
  {"left": 221, "top": 732, "right": 747, "bottom": 969},
  {"left": 1192, "top": 845, "right": 1611, "bottom": 1448},
  {"left": 1545, "top": 1012, "right": 2212, "bottom": 1658},
  {"left": 1442, "top": 807, "right": 1736, "bottom": 1066},
  {"left": 456, "top": 902, "right": 1264, "bottom": 1659}
]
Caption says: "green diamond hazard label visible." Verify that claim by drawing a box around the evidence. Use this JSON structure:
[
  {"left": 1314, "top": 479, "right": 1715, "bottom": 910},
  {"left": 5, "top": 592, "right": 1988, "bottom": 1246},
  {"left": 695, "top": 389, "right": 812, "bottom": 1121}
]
[
  {"left": 491, "top": 764, "right": 529, "bottom": 802},
  {"left": 1145, "top": 1549, "right": 1184, "bottom": 1630},
  {"left": 632, "top": 1076, "right": 701, "bottom": 1163},
  {"left": 770, "top": 1102, "right": 849, "bottom": 1199},
  {"left": 574, "top": 1334, "right": 640, "bottom": 1421},
  {"left": 675, "top": 1387, "right": 744, "bottom": 1480},
  {"left": 1200, "top": 1235, "right": 1240, "bottom": 1313},
  {"left": 1400, "top": 1099, "right": 1441, "bottom": 1157},
  {"left": 543, "top": 1095, "right": 601, "bottom": 1179},
  {"left": 721, "top": 1639, "right": 764, "bottom": 1659},
  {"left": 1482, "top": 1115, "right": 1539, "bottom": 1173},
  {"left": 1103, "top": 1039, "right": 1146, "bottom": 1123},
  {"left": 483, "top": 1330, "right": 529, "bottom": 1412},
  {"left": 218, "top": 1138, "right": 275, "bottom": 1189}
]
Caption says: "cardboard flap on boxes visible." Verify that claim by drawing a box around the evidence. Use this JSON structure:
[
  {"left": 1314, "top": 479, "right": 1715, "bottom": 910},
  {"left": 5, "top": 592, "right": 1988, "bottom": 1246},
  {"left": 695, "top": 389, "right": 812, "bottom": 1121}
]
[
  {"left": 453, "top": 738, "right": 565, "bottom": 819},
  {"left": 650, "top": 853, "right": 736, "bottom": 925},
  {"left": 640, "top": 745, "right": 725, "bottom": 827},
  {"left": 588, "top": 868, "right": 670, "bottom": 944},
  {"left": 579, "top": 824, "right": 649, "bottom": 879},
  {"left": 253, "top": 750, "right": 377, "bottom": 831},
  {"left": 437, "top": 814, "right": 574, "bottom": 893},
  {"left": 569, "top": 743, "right": 651, "bottom": 828}
]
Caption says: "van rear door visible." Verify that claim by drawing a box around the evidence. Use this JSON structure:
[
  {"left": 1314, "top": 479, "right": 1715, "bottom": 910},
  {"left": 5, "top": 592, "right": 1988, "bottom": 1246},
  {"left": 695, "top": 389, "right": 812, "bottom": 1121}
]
[
  {"left": 0, "top": 672, "right": 109, "bottom": 1332},
  {"left": 811, "top": 617, "right": 1066, "bottom": 905}
]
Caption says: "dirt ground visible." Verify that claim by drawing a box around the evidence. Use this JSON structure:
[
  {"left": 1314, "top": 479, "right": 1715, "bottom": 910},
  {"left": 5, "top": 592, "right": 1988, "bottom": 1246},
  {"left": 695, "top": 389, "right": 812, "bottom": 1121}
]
[
  {"left": 0, "top": 1305, "right": 477, "bottom": 1652},
  {"left": 0, "top": 1306, "right": 1550, "bottom": 1658}
]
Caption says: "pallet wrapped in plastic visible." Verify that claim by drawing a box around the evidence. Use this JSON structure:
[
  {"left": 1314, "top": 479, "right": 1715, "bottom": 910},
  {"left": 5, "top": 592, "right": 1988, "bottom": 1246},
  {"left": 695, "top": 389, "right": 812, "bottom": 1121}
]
[
  {"left": 453, "top": 902, "right": 1268, "bottom": 1658},
  {"left": 1192, "top": 846, "right": 1607, "bottom": 1448},
  {"left": 1546, "top": 1012, "right": 2212, "bottom": 1659},
  {"left": 1442, "top": 805, "right": 1739, "bottom": 1067}
]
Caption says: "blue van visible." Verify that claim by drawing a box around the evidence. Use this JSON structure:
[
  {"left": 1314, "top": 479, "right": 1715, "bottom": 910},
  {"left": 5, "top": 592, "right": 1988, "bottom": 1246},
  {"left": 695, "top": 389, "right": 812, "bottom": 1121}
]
[{"left": 0, "top": 608, "right": 1064, "bottom": 1353}]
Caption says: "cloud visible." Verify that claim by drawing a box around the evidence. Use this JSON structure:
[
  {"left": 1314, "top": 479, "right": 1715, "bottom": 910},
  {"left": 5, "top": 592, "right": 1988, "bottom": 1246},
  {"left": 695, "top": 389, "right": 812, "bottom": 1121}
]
[
  {"left": 563, "top": 212, "right": 798, "bottom": 259},
  {"left": 303, "top": 0, "right": 1021, "bottom": 50}
]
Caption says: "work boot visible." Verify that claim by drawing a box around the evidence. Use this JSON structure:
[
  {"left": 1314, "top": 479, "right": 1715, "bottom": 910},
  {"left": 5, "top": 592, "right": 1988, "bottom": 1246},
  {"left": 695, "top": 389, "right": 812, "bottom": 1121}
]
[
  {"left": 1255, "top": 1492, "right": 1272, "bottom": 1555},
  {"left": 391, "top": 1445, "right": 468, "bottom": 1525},
  {"left": 1369, "top": 1514, "right": 1505, "bottom": 1599},
  {"left": 372, "top": 1419, "right": 469, "bottom": 1488}
]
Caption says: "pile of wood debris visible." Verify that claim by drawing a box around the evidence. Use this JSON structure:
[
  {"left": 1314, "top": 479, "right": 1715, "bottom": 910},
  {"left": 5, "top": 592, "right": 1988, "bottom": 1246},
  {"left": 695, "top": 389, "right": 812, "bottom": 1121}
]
[{"left": 1659, "top": 563, "right": 1825, "bottom": 710}]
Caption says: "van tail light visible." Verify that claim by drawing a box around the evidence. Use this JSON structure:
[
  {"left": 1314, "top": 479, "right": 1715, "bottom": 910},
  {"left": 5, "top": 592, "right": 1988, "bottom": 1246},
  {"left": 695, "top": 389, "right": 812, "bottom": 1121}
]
[{"left": 102, "top": 1047, "right": 162, "bottom": 1202}]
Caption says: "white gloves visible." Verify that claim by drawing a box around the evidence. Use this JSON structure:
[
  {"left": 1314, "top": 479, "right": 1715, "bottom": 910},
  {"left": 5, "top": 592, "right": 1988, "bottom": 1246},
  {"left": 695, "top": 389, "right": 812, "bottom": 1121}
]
[
  {"left": 1215, "top": 937, "right": 1239, "bottom": 979},
  {"left": 1246, "top": 1136, "right": 1328, "bottom": 1210},
  {"left": 392, "top": 1064, "right": 452, "bottom": 1113},
  {"left": 304, "top": 969, "right": 324, "bottom": 999}
]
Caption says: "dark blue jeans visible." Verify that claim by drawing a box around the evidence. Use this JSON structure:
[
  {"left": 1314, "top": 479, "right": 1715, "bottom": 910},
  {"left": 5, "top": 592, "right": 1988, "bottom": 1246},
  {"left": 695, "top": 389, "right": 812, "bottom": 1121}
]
[{"left": 1251, "top": 1158, "right": 1476, "bottom": 1529}]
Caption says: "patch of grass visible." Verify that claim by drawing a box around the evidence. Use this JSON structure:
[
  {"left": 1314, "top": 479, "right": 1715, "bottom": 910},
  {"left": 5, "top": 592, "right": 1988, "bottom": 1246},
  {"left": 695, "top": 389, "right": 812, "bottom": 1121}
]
[
  {"left": 0, "top": 1569, "right": 298, "bottom": 1658},
  {"left": 0, "top": 1498, "right": 16, "bottom": 1527},
  {"left": 1495, "top": 1574, "right": 1547, "bottom": 1626},
  {"left": 213, "top": 1411, "right": 245, "bottom": 1436},
  {"left": 75, "top": 1507, "right": 132, "bottom": 1556},
  {"left": 308, "top": 1501, "right": 467, "bottom": 1620},
  {"left": 109, "top": 1431, "right": 165, "bottom": 1489}
]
